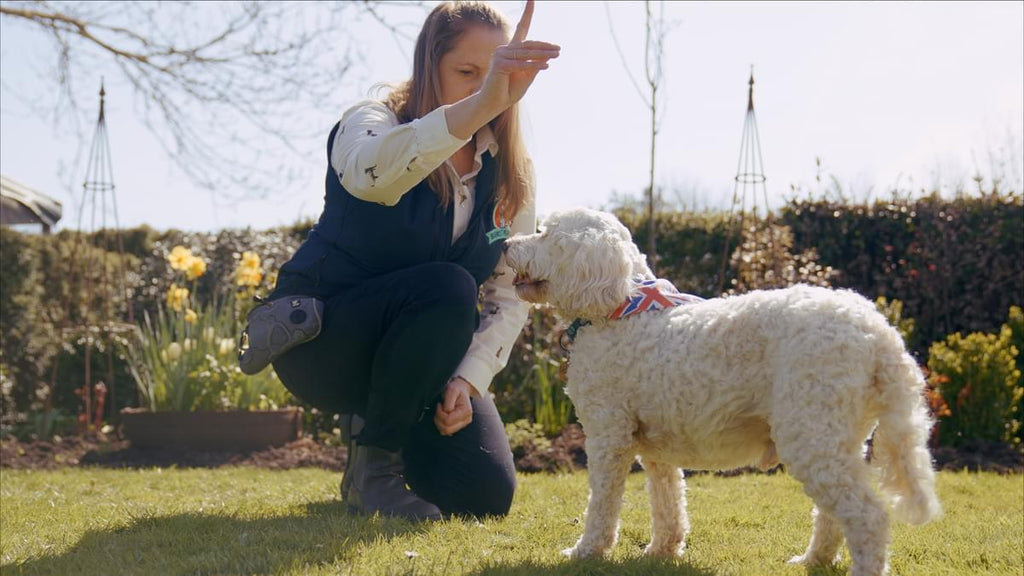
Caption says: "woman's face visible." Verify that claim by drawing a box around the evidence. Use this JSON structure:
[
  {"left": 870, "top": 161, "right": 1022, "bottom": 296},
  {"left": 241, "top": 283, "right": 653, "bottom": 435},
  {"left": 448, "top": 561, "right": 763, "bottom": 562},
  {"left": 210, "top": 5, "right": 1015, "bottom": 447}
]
[{"left": 438, "top": 24, "right": 508, "bottom": 106}]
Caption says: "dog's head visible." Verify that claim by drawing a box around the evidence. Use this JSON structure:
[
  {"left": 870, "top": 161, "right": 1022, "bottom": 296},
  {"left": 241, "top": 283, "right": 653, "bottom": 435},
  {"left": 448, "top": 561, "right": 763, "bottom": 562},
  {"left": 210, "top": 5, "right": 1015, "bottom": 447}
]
[{"left": 505, "top": 208, "right": 653, "bottom": 320}]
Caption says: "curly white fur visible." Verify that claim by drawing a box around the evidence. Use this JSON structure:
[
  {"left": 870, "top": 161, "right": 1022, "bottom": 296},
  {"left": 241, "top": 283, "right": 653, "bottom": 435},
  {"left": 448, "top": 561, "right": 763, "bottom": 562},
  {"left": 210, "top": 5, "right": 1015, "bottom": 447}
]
[{"left": 505, "top": 208, "right": 941, "bottom": 576}]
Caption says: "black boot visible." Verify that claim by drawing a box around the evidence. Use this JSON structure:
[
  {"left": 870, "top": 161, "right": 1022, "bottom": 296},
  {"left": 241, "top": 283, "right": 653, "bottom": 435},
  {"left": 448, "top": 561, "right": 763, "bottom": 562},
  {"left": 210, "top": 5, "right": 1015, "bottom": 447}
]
[
  {"left": 339, "top": 413, "right": 355, "bottom": 501},
  {"left": 342, "top": 415, "right": 441, "bottom": 521}
]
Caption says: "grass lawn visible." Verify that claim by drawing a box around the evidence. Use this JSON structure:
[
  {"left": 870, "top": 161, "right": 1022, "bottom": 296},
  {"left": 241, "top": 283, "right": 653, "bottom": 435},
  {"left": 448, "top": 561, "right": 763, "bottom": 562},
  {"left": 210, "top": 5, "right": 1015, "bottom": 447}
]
[{"left": 0, "top": 468, "right": 1020, "bottom": 576}]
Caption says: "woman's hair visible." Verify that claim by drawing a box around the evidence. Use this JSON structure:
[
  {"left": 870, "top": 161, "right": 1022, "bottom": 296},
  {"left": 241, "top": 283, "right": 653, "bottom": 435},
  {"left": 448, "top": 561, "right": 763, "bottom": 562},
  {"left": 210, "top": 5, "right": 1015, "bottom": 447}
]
[{"left": 383, "top": 1, "right": 531, "bottom": 220}]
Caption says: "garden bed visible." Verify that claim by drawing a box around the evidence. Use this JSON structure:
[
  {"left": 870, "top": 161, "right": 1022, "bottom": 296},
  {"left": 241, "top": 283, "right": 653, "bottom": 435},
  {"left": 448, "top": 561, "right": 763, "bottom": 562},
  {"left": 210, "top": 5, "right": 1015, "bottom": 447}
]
[
  {"left": 1, "top": 428, "right": 1020, "bottom": 474},
  {"left": 0, "top": 435, "right": 347, "bottom": 471}
]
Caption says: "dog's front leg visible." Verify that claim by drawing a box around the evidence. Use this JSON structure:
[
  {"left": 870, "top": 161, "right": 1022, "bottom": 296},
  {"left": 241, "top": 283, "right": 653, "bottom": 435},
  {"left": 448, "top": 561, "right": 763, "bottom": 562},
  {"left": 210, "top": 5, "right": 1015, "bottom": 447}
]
[
  {"left": 563, "top": 439, "right": 634, "bottom": 559},
  {"left": 642, "top": 458, "right": 689, "bottom": 557}
]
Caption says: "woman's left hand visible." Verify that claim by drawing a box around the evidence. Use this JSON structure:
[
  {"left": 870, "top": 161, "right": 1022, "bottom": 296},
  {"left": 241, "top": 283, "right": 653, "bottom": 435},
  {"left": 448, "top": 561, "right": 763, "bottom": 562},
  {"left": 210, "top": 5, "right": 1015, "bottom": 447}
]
[
  {"left": 476, "top": 0, "right": 559, "bottom": 114},
  {"left": 435, "top": 377, "right": 479, "bottom": 436}
]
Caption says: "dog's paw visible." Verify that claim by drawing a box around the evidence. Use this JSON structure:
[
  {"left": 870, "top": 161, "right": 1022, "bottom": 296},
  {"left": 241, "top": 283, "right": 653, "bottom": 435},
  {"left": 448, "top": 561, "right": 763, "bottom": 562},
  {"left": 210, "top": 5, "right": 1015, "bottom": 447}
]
[
  {"left": 788, "top": 552, "right": 839, "bottom": 567},
  {"left": 562, "top": 544, "right": 601, "bottom": 559},
  {"left": 644, "top": 541, "right": 686, "bottom": 558}
]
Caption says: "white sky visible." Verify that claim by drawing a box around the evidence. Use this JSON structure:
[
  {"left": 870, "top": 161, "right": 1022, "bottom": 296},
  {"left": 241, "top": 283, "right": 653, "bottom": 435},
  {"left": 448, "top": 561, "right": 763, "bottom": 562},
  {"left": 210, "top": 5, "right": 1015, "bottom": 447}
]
[{"left": 1, "top": 1, "right": 1022, "bottom": 231}]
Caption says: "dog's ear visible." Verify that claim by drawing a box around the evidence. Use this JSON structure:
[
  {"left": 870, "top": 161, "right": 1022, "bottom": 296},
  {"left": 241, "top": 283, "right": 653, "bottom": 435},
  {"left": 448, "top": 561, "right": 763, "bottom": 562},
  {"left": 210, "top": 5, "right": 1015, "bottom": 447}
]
[
  {"left": 567, "top": 228, "right": 633, "bottom": 317},
  {"left": 609, "top": 215, "right": 654, "bottom": 279},
  {"left": 595, "top": 248, "right": 633, "bottom": 313}
]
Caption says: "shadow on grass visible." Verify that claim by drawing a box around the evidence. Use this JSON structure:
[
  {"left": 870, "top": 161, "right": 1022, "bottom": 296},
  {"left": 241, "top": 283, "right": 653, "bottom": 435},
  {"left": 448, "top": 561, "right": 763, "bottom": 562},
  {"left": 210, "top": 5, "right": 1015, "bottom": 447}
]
[
  {"left": 467, "top": 556, "right": 717, "bottom": 576},
  {"left": 4, "top": 500, "right": 422, "bottom": 576},
  {"left": 467, "top": 556, "right": 849, "bottom": 576}
]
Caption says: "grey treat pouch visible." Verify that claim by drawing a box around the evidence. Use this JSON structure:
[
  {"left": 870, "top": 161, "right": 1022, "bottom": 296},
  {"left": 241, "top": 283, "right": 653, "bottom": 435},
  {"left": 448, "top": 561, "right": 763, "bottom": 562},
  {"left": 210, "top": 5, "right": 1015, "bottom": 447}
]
[{"left": 238, "top": 295, "right": 324, "bottom": 375}]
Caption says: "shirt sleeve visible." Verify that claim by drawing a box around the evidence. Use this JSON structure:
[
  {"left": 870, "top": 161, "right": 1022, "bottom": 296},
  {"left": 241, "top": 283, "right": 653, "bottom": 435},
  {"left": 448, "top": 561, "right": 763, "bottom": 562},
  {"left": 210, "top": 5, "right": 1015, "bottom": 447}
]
[
  {"left": 453, "top": 165, "right": 538, "bottom": 397},
  {"left": 330, "top": 100, "right": 469, "bottom": 206}
]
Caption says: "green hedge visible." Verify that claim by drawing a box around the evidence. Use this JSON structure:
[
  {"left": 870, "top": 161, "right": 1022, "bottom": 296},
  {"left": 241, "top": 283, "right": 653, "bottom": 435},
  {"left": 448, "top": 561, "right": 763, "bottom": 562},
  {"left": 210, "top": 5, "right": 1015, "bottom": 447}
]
[
  {"left": 600, "top": 192, "right": 1023, "bottom": 359},
  {"left": 0, "top": 225, "right": 308, "bottom": 437},
  {"left": 2, "top": 191, "right": 1021, "bottom": 442},
  {"left": 780, "top": 192, "right": 1024, "bottom": 357}
]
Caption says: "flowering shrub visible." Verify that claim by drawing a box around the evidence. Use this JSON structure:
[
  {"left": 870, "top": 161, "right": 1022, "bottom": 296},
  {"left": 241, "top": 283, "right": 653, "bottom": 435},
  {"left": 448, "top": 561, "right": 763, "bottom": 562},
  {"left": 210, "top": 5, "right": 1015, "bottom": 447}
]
[{"left": 927, "top": 314, "right": 1023, "bottom": 447}]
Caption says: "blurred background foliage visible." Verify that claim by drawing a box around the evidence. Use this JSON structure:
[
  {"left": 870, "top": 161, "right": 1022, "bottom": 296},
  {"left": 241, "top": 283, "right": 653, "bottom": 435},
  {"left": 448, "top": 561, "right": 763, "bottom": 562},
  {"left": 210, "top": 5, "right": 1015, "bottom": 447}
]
[{"left": 2, "top": 189, "right": 1021, "bottom": 449}]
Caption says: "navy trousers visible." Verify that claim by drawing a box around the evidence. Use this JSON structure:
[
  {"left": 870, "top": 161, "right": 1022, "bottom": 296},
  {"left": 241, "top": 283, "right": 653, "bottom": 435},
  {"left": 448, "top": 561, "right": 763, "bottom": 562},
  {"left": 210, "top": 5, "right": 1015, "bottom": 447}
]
[{"left": 272, "top": 261, "right": 516, "bottom": 517}]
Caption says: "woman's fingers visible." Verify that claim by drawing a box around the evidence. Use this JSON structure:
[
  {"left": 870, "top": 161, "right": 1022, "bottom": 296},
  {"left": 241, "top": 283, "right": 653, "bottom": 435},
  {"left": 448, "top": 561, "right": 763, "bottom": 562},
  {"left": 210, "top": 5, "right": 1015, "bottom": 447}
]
[
  {"left": 443, "top": 385, "right": 458, "bottom": 412},
  {"left": 514, "top": 40, "right": 561, "bottom": 51},
  {"left": 511, "top": 0, "right": 535, "bottom": 44},
  {"left": 494, "top": 59, "right": 550, "bottom": 74},
  {"left": 434, "top": 399, "right": 473, "bottom": 436},
  {"left": 498, "top": 46, "right": 560, "bottom": 61},
  {"left": 435, "top": 413, "right": 472, "bottom": 436}
]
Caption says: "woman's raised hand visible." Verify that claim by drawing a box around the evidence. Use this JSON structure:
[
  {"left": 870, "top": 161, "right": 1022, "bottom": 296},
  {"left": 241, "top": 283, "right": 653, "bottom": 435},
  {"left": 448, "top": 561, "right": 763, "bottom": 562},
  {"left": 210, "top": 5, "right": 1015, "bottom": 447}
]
[{"left": 480, "top": 0, "right": 560, "bottom": 112}]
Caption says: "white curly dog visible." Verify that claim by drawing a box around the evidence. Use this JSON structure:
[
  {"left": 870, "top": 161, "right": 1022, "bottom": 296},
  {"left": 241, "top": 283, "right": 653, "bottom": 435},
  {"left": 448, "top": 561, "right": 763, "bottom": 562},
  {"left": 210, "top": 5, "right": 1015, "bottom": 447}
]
[{"left": 504, "top": 208, "right": 941, "bottom": 576}]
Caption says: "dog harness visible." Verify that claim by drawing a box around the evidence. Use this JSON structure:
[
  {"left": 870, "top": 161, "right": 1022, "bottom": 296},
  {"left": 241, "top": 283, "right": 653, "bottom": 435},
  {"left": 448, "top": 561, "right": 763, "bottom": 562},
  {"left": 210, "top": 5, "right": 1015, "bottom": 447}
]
[{"left": 560, "top": 278, "right": 704, "bottom": 350}]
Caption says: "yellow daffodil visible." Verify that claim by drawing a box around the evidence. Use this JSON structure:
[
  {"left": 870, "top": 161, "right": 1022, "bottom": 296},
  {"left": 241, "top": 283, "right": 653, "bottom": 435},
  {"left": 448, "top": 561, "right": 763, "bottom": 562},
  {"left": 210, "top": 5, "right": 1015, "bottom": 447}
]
[
  {"left": 235, "top": 266, "right": 263, "bottom": 288},
  {"left": 241, "top": 251, "right": 261, "bottom": 269},
  {"left": 168, "top": 246, "right": 193, "bottom": 271},
  {"left": 185, "top": 256, "right": 208, "bottom": 280},
  {"left": 184, "top": 309, "right": 198, "bottom": 324},
  {"left": 165, "top": 285, "right": 190, "bottom": 312}
]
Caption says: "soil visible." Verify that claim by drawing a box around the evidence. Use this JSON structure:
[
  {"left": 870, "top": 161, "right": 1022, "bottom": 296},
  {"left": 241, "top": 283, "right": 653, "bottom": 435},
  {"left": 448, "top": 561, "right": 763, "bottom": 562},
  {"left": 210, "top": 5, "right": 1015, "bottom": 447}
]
[
  {"left": 0, "top": 435, "right": 347, "bottom": 471},
  {"left": 1, "top": 427, "right": 1020, "bottom": 475}
]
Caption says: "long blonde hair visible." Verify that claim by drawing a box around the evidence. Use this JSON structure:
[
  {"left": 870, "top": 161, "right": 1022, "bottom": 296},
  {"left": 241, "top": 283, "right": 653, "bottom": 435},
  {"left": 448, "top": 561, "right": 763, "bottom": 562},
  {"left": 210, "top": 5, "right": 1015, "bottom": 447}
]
[{"left": 383, "top": 1, "right": 531, "bottom": 220}]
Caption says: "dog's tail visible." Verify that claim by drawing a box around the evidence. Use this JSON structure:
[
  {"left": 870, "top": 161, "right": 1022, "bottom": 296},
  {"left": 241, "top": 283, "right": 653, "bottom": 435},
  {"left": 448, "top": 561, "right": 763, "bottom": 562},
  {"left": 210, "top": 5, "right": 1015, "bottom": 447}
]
[{"left": 871, "top": 327, "right": 942, "bottom": 525}]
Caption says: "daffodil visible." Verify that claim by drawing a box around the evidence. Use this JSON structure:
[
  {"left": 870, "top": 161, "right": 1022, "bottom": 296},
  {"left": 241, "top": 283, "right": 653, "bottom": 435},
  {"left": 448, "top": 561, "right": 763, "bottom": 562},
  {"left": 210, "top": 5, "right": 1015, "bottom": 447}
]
[
  {"left": 184, "top": 309, "right": 198, "bottom": 324},
  {"left": 168, "top": 246, "right": 193, "bottom": 271},
  {"left": 183, "top": 338, "right": 195, "bottom": 352},
  {"left": 235, "top": 266, "right": 263, "bottom": 288},
  {"left": 185, "top": 256, "right": 208, "bottom": 281},
  {"left": 165, "top": 285, "right": 190, "bottom": 312},
  {"left": 203, "top": 326, "right": 216, "bottom": 343},
  {"left": 241, "top": 251, "right": 261, "bottom": 269}
]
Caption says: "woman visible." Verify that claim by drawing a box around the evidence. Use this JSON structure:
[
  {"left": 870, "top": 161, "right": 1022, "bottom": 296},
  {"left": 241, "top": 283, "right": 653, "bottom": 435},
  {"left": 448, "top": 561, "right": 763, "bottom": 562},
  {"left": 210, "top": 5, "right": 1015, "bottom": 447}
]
[{"left": 268, "top": 0, "right": 559, "bottom": 520}]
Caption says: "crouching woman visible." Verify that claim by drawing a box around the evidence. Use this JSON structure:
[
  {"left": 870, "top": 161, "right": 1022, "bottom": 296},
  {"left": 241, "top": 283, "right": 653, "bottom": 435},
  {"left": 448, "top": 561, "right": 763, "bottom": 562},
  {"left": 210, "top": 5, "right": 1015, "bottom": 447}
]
[{"left": 267, "top": 0, "right": 559, "bottom": 520}]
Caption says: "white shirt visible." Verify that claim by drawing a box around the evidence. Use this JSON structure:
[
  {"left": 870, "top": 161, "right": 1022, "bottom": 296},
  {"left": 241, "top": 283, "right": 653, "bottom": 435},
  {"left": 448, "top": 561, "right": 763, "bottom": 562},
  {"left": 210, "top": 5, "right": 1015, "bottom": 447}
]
[{"left": 329, "top": 100, "right": 535, "bottom": 396}]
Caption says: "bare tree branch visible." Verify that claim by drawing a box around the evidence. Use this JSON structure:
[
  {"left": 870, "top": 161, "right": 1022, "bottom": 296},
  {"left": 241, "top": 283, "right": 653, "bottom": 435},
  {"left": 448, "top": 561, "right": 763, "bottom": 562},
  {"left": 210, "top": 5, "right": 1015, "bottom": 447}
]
[
  {"left": 603, "top": 1, "right": 649, "bottom": 108},
  {"left": 0, "top": 1, "right": 426, "bottom": 202},
  {"left": 600, "top": 1, "right": 675, "bottom": 271}
]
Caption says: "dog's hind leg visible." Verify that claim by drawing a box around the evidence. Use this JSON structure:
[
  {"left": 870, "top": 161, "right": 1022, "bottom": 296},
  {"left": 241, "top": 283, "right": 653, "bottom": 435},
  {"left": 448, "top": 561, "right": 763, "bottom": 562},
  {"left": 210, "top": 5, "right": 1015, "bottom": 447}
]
[
  {"left": 564, "top": 436, "right": 635, "bottom": 559},
  {"left": 641, "top": 458, "right": 689, "bottom": 558},
  {"left": 777, "top": 427, "right": 890, "bottom": 576},
  {"left": 788, "top": 506, "right": 844, "bottom": 567}
]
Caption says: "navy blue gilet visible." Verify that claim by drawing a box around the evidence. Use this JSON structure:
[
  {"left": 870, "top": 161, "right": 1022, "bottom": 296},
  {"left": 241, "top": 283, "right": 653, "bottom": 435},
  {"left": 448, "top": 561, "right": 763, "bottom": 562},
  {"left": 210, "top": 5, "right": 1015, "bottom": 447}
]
[{"left": 271, "top": 120, "right": 508, "bottom": 299}]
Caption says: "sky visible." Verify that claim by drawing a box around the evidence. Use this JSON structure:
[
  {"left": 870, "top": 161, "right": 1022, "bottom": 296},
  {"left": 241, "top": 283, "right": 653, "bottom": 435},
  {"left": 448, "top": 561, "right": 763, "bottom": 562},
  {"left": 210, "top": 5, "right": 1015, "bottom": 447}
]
[{"left": 1, "top": 1, "right": 1022, "bottom": 232}]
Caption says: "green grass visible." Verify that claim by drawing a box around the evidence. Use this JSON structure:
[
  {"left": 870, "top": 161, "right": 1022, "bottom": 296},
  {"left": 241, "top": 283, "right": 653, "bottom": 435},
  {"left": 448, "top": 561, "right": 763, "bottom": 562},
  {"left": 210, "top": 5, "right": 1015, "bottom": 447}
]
[{"left": 1, "top": 469, "right": 1020, "bottom": 576}]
